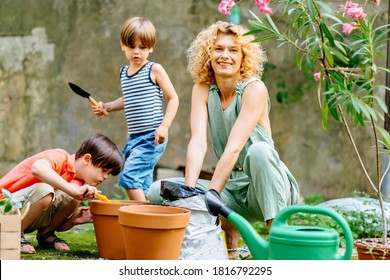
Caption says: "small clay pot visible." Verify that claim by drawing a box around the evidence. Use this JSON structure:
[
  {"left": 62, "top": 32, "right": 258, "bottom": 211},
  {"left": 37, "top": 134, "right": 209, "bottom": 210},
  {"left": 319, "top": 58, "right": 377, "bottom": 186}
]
[
  {"left": 354, "top": 238, "right": 390, "bottom": 260},
  {"left": 118, "top": 205, "right": 191, "bottom": 260},
  {"left": 90, "top": 200, "right": 149, "bottom": 260}
]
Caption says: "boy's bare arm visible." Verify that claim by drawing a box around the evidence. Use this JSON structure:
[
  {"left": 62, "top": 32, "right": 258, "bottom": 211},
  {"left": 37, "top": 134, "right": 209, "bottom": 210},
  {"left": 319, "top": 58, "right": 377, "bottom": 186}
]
[
  {"left": 31, "top": 158, "right": 97, "bottom": 200},
  {"left": 152, "top": 63, "right": 179, "bottom": 145},
  {"left": 102, "top": 96, "right": 125, "bottom": 112},
  {"left": 92, "top": 96, "right": 124, "bottom": 117},
  {"left": 153, "top": 63, "right": 179, "bottom": 128}
]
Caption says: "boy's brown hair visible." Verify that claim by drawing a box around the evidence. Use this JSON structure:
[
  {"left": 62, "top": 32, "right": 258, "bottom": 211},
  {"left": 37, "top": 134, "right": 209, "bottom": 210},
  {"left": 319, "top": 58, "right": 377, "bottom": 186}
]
[
  {"left": 75, "top": 134, "right": 124, "bottom": 176},
  {"left": 120, "top": 17, "right": 156, "bottom": 49}
]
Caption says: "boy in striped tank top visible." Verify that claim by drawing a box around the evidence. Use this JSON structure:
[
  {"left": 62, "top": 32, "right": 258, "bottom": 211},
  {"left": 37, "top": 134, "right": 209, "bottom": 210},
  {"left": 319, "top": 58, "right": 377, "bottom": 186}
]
[{"left": 92, "top": 17, "right": 179, "bottom": 201}]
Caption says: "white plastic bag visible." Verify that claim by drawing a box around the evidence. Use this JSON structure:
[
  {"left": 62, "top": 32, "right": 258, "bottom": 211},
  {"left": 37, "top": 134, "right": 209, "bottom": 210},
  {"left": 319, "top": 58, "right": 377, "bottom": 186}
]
[{"left": 164, "top": 195, "right": 228, "bottom": 260}]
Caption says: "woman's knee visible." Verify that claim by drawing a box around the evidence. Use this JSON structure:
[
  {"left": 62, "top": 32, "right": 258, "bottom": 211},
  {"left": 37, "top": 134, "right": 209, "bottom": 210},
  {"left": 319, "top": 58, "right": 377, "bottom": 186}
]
[
  {"left": 247, "top": 142, "right": 274, "bottom": 164},
  {"left": 146, "top": 180, "right": 164, "bottom": 204},
  {"left": 146, "top": 177, "right": 189, "bottom": 204}
]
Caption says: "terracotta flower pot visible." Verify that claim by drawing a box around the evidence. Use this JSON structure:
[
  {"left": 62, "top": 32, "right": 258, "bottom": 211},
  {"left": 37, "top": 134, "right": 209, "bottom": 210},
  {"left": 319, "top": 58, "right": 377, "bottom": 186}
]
[
  {"left": 354, "top": 238, "right": 390, "bottom": 260},
  {"left": 90, "top": 200, "right": 149, "bottom": 260},
  {"left": 118, "top": 205, "right": 191, "bottom": 260}
]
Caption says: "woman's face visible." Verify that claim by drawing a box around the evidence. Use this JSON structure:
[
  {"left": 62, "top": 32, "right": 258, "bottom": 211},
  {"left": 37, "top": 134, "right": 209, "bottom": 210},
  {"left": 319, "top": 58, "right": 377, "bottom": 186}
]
[{"left": 210, "top": 34, "right": 243, "bottom": 79}]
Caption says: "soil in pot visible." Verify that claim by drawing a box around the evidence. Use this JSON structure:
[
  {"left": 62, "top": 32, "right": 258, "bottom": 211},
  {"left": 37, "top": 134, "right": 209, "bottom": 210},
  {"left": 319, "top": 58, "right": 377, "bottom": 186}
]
[
  {"left": 90, "top": 200, "right": 149, "bottom": 260},
  {"left": 354, "top": 238, "right": 390, "bottom": 260},
  {"left": 118, "top": 205, "right": 191, "bottom": 260}
]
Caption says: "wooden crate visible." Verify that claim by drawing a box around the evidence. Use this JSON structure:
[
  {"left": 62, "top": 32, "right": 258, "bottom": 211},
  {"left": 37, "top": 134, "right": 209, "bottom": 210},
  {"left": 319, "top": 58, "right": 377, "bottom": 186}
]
[{"left": 0, "top": 214, "right": 21, "bottom": 260}]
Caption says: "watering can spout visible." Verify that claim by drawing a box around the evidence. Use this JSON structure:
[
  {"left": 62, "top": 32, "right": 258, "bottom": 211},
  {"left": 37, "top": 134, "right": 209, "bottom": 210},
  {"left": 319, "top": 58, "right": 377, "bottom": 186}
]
[
  {"left": 228, "top": 212, "right": 270, "bottom": 259},
  {"left": 205, "top": 190, "right": 270, "bottom": 259}
]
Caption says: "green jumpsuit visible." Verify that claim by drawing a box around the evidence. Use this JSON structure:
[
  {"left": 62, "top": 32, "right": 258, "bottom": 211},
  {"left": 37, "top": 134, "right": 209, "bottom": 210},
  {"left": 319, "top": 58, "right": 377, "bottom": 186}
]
[{"left": 148, "top": 77, "right": 299, "bottom": 223}]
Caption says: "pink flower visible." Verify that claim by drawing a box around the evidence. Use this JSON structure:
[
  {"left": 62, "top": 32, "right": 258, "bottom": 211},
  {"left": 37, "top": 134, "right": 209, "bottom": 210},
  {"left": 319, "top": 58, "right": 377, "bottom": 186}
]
[
  {"left": 342, "top": 23, "right": 354, "bottom": 35},
  {"left": 347, "top": 7, "right": 366, "bottom": 20},
  {"left": 258, "top": 5, "right": 272, "bottom": 14},
  {"left": 255, "top": 0, "right": 273, "bottom": 14},
  {"left": 218, "top": 0, "right": 236, "bottom": 16},
  {"left": 344, "top": 1, "right": 358, "bottom": 10},
  {"left": 372, "top": 0, "right": 380, "bottom": 5},
  {"left": 313, "top": 72, "right": 321, "bottom": 81},
  {"left": 343, "top": 1, "right": 366, "bottom": 21}
]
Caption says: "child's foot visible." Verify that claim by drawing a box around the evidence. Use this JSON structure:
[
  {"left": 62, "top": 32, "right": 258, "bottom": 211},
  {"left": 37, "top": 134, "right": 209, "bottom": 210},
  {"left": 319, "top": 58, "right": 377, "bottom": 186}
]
[
  {"left": 21, "top": 235, "right": 36, "bottom": 254},
  {"left": 37, "top": 231, "right": 70, "bottom": 251}
]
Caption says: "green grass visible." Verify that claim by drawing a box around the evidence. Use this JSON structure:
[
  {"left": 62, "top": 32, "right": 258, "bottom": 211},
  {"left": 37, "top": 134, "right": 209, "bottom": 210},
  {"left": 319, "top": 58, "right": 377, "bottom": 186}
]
[{"left": 21, "top": 224, "right": 100, "bottom": 260}]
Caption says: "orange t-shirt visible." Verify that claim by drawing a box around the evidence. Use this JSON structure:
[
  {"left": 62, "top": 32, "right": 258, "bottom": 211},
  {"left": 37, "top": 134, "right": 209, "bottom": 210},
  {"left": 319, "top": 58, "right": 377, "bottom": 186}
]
[{"left": 0, "top": 149, "right": 84, "bottom": 199}]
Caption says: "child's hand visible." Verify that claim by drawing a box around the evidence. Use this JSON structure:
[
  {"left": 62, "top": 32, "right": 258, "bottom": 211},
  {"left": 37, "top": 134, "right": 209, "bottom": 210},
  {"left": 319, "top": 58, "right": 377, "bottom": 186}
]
[
  {"left": 69, "top": 206, "right": 93, "bottom": 225},
  {"left": 92, "top": 101, "right": 106, "bottom": 117},
  {"left": 154, "top": 123, "right": 168, "bottom": 146},
  {"left": 78, "top": 184, "right": 98, "bottom": 201}
]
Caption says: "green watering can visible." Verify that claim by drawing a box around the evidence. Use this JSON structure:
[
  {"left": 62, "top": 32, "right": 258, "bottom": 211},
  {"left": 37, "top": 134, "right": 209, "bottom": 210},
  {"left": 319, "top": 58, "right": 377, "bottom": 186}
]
[{"left": 205, "top": 189, "right": 354, "bottom": 260}]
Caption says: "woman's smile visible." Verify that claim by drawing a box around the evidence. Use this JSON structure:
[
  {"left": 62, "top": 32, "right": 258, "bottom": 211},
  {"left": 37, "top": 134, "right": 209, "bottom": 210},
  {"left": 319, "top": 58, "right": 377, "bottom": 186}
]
[{"left": 211, "top": 34, "right": 242, "bottom": 76}]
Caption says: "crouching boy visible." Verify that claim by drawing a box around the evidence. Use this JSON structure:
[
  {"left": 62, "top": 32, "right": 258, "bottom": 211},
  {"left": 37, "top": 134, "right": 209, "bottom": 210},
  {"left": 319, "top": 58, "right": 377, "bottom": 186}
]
[{"left": 0, "top": 134, "right": 124, "bottom": 254}]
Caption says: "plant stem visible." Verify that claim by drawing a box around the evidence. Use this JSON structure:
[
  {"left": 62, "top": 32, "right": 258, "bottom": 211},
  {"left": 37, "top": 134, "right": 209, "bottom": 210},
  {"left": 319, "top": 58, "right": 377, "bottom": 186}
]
[
  {"left": 371, "top": 117, "right": 380, "bottom": 188},
  {"left": 379, "top": 161, "right": 389, "bottom": 243},
  {"left": 337, "top": 105, "right": 378, "bottom": 193},
  {"left": 377, "top": 193, "right": 388, "bottom": 244},
  {"left": 339, "top": 105, "right": 388, "bottom": 243}
]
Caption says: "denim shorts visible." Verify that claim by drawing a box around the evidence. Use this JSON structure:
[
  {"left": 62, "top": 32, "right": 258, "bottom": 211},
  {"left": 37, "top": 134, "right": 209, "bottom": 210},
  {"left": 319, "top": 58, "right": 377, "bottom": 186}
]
[{"left": 118, "top": 130, "right": 167, "bottom": 195}]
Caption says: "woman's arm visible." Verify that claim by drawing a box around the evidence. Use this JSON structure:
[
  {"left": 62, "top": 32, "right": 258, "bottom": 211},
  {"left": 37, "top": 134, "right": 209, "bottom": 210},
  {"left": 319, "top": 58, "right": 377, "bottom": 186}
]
[
  {"left": 208, "top": 81, "right": 269, "bottom": 193},
  {"left": 184, "top": 83, "right": 209, "bottom": 187}
]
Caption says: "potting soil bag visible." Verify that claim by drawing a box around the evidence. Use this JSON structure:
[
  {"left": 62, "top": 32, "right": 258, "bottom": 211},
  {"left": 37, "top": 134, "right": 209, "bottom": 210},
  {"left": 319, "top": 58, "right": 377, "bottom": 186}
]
[
  {"left": 160, "top": 180, "right": 205, "bottom": 201},
  {"left": 160, "top": 181, "right": 228, "bottom": 260}
]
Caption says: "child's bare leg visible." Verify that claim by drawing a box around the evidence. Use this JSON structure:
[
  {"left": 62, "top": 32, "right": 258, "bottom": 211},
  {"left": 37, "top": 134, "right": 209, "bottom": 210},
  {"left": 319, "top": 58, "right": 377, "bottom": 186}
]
[
  {"left": 22, "top": 193, "right": 53, "bottom": 232},
  {"left": 37, "top": 199, "right": 79, "bottom": 251},
  {"left": 221, "top": 216, "right": 242, "bottom": 259},
  {"left": 125, "top": 188, "right": 147, "bottom": 201},
  {"left": 20, "top": 193, "right": 53, "bottom": 253}
]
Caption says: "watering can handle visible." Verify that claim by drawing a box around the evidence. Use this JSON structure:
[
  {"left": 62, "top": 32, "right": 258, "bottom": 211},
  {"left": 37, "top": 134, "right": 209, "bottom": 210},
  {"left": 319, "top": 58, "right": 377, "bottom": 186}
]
[{"left": 273, "top": 205, "right": 354, "bottom": 260}]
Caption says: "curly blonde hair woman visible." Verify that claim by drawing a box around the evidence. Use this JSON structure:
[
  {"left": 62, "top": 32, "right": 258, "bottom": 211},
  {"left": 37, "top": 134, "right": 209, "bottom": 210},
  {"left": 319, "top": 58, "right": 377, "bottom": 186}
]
[
  {"left": 186, "top": 21, "right": 266, "bottom": 84},
  {"left": 147, "top": 21, "right": 299, "bottom": 259}
]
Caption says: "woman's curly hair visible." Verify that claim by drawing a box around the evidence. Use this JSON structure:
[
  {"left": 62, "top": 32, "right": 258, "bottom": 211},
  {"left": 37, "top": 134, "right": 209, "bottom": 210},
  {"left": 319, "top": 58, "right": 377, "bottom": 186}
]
[{"left": 186, "top": 21, "right": 266, "bottom": 84}]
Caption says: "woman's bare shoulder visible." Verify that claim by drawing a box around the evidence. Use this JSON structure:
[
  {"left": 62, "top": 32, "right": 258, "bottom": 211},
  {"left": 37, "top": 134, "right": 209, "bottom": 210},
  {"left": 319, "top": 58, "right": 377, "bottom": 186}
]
[{"left": 193, "top": 82, "right": 209, "bottom": 91}]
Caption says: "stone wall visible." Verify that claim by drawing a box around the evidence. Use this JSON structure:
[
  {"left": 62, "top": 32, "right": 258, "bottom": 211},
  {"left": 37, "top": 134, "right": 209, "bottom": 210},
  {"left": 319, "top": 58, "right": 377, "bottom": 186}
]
[{"left": 0, "top": 0, "right": 387, "bottom": 199}]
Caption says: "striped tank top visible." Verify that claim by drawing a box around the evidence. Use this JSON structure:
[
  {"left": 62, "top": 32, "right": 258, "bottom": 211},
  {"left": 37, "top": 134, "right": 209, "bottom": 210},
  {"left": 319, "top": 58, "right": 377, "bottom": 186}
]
[{"left": 120, "top": 62, "right": 163, "bottom": 135}]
